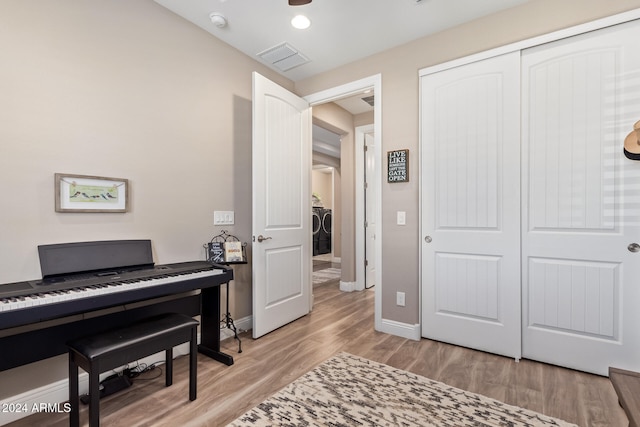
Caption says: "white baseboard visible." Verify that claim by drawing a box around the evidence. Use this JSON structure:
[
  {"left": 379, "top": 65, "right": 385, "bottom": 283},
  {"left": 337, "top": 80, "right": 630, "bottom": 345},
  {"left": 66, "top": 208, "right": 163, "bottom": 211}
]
[
  {"left": 378, "top": 318, "right": 421, "bottom": 341},
  {"left": 220, "top": 315, "right": 252, "bottom": 340},
  {"left": 339, "top": 280, "right": 357, "bottom": 292}
]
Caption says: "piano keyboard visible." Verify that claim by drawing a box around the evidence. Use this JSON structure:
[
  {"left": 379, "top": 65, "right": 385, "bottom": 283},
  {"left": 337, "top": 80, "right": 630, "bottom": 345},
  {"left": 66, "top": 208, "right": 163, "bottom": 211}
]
[{"left": 0, "top": 267, "right": 222, "bottom": 313}]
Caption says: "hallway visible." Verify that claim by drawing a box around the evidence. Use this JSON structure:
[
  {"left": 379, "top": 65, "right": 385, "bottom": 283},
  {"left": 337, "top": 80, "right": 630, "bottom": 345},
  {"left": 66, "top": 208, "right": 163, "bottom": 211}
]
[{"left": 312, "top": 254, "right": 340, "bottom": 286}]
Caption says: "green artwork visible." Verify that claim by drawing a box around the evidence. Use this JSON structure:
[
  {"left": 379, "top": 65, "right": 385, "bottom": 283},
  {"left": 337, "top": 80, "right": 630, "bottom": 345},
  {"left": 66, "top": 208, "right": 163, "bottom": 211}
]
[{"left": 68, "top": 183, "right": 118, "bottom": 203}]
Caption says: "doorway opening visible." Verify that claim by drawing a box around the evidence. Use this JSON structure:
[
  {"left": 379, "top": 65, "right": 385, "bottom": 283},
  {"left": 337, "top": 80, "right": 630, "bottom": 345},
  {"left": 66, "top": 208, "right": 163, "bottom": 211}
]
[
  {"left": 304, "top": 74, "right": 382, "bottom": 330},
  {"left": 312, "top": 129, "right": 341, "bottom": 286}
]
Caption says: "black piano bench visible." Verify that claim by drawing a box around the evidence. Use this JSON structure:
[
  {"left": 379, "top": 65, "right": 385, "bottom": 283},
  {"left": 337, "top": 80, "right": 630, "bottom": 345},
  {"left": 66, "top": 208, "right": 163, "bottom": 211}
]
[{"left": 67, "top": 313, "right": 199, "bottom": 427}]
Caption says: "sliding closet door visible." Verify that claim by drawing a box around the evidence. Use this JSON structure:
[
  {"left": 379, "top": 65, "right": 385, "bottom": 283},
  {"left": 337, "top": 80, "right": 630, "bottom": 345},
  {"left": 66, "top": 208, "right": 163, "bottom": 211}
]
[
  {"left": 521, "top": 20, "right": 640, "bottom": 375},
  {"left": 420, "top": 52, "right": 521, "bottom": 359}
]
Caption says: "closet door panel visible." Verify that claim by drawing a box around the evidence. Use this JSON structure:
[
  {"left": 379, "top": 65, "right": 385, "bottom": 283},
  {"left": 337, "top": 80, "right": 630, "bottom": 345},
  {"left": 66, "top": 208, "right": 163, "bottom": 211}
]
[
  {"left": 528, "top": 49, "right": 616, "bottom": 231},
  {"left": 421, "top": 51, "right": 521, "bottom": 359},
  {"left": 522, "top": 19, "right": 640, "bottom": 375}
]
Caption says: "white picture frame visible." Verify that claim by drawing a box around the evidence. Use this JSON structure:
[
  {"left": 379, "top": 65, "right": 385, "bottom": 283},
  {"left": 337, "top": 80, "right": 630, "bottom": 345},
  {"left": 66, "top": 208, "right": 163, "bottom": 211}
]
[{"left": 55, "top": 173, "right": 129, "bottom": 213}]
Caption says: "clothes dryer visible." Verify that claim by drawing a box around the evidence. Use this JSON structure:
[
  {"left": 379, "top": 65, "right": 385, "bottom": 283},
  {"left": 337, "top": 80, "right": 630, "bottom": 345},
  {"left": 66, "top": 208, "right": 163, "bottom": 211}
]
[
  {"left": 312, "top": 207, "right": 322, "bottom": 256},
  {"left": 318, "top": 208, "right": 332, "bottom": 255}
]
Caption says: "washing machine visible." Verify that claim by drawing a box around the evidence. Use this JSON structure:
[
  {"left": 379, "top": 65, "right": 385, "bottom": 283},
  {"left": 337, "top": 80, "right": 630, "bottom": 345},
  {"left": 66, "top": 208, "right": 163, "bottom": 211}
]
[
  {"left": 312, "top": 207, "right": 322, "bottom": 256},
  {"left": 318, "top": 208, "right": 332, "bottom": 255}
]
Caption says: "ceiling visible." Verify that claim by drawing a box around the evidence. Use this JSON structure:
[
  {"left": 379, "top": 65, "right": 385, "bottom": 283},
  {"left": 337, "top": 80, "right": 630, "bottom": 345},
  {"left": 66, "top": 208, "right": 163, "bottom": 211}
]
[
  {"left": 312, "top": 124, "right": 341, "bottom": 159},
  {"left": 153, "top": 0, "right": 529, "bottom": 146},
  {"left": 153, "top": 0, "right": 530, "bottom": 83}
]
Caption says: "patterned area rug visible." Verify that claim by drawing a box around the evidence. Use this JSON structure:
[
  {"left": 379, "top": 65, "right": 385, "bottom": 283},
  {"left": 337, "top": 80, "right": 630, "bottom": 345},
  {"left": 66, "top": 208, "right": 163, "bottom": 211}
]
[
  {"left": 228, "top": 352, "right": 577, "bottom": 427},
  {"left": 312, "top": 268, "right": 341, "bottom": 285}
]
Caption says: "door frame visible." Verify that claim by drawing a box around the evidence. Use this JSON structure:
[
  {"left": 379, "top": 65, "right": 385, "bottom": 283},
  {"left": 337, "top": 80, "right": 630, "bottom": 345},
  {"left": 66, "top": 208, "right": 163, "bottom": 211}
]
[
  {"left": 304, "top": 74, "right": 383, "bottom": 331},
  {"left": 418, "top": 9, "right": 640, "bottom": 78}
]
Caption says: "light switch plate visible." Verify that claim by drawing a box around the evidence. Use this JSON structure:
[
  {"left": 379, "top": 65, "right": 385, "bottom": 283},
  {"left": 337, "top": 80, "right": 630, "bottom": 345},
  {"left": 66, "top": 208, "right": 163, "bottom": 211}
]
[
  {"left": 397, "top": 211, "right": 406, "bottom": 225},
  {"left": 214, "top": 211, "right": 235, "bottom": 225}
]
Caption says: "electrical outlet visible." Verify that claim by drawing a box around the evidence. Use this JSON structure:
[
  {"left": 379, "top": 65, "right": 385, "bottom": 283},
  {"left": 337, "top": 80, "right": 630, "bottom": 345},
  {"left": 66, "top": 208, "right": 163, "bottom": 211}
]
[{"left": 396, "top": 291, "right": 406, "bottom": 307}]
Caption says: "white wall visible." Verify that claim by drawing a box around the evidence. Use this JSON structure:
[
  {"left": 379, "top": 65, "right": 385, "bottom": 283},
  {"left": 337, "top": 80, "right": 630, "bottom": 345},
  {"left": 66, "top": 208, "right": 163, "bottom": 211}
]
[{"left": 312, "top": 169, "right": 333, "bottom": 210}]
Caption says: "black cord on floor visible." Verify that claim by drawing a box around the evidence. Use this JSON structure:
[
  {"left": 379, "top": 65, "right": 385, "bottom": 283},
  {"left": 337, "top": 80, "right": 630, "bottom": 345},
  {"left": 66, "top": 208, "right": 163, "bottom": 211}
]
[{"left": 123, "top": 362, "right": 163, "bottom": 381}]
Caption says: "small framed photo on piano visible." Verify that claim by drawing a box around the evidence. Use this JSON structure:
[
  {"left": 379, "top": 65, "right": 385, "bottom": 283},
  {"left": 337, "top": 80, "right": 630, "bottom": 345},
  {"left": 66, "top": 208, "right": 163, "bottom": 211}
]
[{"left": 55, "top": 173, "right": 129, "bottom": 213}]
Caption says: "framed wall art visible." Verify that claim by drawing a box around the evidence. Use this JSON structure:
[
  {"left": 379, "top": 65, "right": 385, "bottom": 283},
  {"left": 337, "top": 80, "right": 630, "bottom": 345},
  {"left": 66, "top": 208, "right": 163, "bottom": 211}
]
[
  {"left": 387, "top": 149, "right": 409, "bottom": 183},
  {"left": 55, "top": 173, "right": 129, "bottom": 213}
]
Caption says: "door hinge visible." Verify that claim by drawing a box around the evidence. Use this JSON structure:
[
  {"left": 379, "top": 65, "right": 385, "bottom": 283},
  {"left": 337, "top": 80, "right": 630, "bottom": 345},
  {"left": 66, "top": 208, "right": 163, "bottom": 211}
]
[{"left": 365, "top": 259, "right": 369, "bottom": 267}]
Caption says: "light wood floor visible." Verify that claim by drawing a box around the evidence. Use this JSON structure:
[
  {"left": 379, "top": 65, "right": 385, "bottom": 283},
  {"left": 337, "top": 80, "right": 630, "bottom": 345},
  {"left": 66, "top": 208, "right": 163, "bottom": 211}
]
[{"left": 9, "top": 281, "right": 627, "bottom": 427}]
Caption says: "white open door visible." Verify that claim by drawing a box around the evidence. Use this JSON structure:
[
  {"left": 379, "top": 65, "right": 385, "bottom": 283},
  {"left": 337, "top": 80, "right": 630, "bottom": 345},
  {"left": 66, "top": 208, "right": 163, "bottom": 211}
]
[
  {"left": 355, "top": 124, "right": 377, "bottom": 291},
  {"left": 364, "top": 132, "right": 376, "bottom": 288},
  {"left": 252, "top": 72, "right": 312, "bottom": 339},
  {"left": 421, "top": 52, "right": 522, "bottom": 359}
]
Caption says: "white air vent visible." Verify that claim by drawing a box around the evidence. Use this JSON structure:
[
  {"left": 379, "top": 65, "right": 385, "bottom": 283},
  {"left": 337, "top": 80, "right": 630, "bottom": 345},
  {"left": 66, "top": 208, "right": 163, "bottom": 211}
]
[{"left": 257, "top": 42, "right": 310, "bottom": 71}]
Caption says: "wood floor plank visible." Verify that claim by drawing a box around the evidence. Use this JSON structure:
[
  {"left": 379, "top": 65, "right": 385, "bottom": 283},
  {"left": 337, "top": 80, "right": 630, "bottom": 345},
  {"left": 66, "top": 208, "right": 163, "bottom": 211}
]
[
  {"left": 542, "top": 364, "right": 582, "bottom": 423},
  {"left": 610, "top": 367, "right": 640, "bottom": 427},
  {"left": 5, "top": 283, "right": 628, "bottom": 427}
]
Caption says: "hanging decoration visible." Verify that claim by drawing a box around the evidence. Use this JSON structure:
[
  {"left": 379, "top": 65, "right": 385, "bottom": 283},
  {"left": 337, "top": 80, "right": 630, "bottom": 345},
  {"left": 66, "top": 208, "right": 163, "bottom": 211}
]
[{"left": 623, "top": 120, "right": 640, "bottom": 160}]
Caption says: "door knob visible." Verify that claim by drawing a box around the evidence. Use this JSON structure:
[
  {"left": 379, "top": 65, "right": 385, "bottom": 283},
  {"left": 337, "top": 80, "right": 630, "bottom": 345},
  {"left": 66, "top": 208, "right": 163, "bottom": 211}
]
[
  {"left": 257, "top": 235, "right": 272, "bottom": 243},
  {"left": 425, "top": 236, "right": 432, "bottom": 243},
  {"left": 628, "top": 243, "right": 640, "bottom": 253}
]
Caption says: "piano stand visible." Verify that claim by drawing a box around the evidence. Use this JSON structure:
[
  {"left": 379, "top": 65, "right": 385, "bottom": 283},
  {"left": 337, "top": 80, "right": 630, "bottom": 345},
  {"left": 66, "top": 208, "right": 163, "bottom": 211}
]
[
  {"left": 199, "top": 286, "right": 234, "bottom": 365},
  {"left": 223, "top": 310, "right": 242, "bottom": 354},
  {"left": 206, "top": 231, "right": 246, "bottom": 356},
  {"left": 198, "top": 344, "right": 234, "bottom": 366}
]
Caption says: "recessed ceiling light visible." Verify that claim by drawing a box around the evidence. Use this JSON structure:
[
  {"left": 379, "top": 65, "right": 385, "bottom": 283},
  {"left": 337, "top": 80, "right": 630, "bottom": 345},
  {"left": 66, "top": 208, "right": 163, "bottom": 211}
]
[{"left": 291, "top": 15, "right": 311, "bottom": 30}]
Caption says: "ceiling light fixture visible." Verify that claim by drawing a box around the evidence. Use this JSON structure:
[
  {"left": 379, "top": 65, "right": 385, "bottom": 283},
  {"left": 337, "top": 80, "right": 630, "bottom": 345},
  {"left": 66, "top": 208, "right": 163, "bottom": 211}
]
[
  {"left": 289, "top": 0, "right": 312, "bottom": 5},
  {"left": 291, "top": 15, "right": 311, "bottom": 30}
]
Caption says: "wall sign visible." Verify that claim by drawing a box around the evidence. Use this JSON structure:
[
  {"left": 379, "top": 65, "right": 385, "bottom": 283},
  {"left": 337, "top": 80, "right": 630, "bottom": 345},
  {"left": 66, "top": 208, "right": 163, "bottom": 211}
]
[{"left": 387, "top": 149, "right": 409, "bottom": 183}]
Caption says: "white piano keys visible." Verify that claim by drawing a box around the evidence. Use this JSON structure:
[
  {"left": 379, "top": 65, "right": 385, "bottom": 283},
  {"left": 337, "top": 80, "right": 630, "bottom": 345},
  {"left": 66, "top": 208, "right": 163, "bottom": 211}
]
[{"left": 0, "top": 268, "right": 223, "bottom": 313}]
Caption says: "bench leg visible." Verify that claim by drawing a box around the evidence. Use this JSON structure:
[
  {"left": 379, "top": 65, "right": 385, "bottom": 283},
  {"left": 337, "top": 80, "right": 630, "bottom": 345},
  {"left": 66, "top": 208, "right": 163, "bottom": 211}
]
[
  {"left": 190, "top": 326, "right": 197, "bottom": 401},
  {"left": 69, "top": 354, "right": 79, "bottom": 427},
  {"left": 165, "top": 348, "right": 173, "bottom": 387},
  {"left": 89, "top": 365, "right": 100, "bottom": 427}
]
